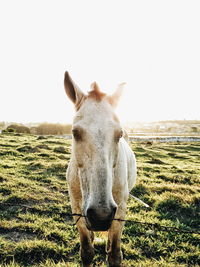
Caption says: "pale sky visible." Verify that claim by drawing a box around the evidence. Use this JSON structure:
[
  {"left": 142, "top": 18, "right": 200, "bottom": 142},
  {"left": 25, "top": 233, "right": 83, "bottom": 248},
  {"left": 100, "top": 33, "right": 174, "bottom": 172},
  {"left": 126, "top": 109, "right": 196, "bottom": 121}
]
[{"left": 0, "top": 0, "right": 199, "bottom": 124}]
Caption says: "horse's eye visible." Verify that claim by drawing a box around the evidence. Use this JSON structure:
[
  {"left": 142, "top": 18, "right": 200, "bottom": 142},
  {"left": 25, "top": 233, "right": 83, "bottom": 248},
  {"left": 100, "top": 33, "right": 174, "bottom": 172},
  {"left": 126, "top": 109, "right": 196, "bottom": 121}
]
[{"left": 72, "top": 129, "right": 82, "bottom": 141}]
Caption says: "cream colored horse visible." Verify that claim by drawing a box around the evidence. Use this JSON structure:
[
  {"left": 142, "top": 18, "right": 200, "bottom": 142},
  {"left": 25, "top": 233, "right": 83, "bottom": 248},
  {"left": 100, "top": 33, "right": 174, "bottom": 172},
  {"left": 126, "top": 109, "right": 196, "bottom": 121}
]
[{"left": 64, "top": 72, "right": 137, "bottom": 267}]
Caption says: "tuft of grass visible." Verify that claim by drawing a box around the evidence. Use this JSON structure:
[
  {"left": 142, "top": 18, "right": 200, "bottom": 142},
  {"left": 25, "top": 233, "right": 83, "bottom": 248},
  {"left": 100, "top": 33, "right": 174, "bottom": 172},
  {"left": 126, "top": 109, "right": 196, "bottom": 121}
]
[
  {"left": 17, "top": 146, "right": 39, "bottom": 153},
  {"left": 131, "top": 184, "right": 150, "bottom": 197},
  {"left": 53, "top": 146, "right": 67, "bottom": 154},
  {"left": 147, "top": 157, "right": 166, "bottom": 165}
]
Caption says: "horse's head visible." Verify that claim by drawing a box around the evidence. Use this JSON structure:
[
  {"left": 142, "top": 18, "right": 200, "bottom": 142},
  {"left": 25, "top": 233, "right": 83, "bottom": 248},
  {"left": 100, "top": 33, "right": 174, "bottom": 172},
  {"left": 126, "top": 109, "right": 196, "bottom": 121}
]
[{"left": 64, "top": 72, "right": 125, "bottom": 231}]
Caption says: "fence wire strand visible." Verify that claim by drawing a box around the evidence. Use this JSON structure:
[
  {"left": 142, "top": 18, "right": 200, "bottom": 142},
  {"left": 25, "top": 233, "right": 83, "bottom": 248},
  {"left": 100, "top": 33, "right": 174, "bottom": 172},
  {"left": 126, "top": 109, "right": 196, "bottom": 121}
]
[{"left": 1, "top": 203, "right": 200, "bottom": 235}]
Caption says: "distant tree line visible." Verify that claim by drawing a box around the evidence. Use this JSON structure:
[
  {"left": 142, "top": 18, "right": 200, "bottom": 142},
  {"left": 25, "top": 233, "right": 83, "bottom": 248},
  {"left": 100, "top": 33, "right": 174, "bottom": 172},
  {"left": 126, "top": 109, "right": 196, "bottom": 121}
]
[
  {"left": 1, "top": 121, "right": 199, "bottom": 135},
  {"left": 2, "top": 123, "right": 72, "bottom": 135}
]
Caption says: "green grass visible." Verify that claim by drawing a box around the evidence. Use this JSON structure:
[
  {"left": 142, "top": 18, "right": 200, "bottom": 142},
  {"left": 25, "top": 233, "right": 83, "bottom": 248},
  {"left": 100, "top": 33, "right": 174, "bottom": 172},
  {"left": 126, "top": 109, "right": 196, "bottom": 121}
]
[{"left": 0, "top": 133, "right": 199, "bottom": 266}]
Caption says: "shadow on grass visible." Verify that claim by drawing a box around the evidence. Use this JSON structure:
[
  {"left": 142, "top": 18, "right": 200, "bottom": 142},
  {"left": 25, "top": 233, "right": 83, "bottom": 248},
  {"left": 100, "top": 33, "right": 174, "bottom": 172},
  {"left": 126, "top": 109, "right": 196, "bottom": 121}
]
[
  {"left": 156, "top": 174, "right": 195, "bottom": 185},
  {"left": 146, "top": 157, "right": 166, "bottom": 165}
]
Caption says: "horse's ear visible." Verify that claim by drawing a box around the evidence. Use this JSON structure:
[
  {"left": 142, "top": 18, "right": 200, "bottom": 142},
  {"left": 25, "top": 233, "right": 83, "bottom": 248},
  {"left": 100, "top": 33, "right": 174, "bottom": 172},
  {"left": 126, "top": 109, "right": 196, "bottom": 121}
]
[
  {"left": 108, "top": 83, "right": 126, "bottom": 108},
  {"left": 64, "top": 72, "right": 85, "bottom": 109}
]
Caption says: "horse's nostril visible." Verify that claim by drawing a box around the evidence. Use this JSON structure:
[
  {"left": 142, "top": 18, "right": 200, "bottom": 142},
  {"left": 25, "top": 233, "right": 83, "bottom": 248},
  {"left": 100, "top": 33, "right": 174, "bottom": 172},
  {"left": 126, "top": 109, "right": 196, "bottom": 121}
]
[{"left": 86, "top": 208, "right": 96, "bottom": 221}]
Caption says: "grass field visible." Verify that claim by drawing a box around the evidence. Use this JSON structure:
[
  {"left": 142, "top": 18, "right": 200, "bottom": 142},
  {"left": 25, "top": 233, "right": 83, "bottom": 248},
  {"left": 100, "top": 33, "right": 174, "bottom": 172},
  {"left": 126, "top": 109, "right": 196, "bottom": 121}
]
[{"left": 0, "top": 132, "right": 199, "bottom": 266}]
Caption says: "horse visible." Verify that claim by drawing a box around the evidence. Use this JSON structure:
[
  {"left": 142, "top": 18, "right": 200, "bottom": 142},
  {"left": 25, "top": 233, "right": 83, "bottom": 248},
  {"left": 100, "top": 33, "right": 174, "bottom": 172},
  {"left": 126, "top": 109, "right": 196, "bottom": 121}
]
[{"left": 64, "top": 72, "right": 137, "bottom": 267}]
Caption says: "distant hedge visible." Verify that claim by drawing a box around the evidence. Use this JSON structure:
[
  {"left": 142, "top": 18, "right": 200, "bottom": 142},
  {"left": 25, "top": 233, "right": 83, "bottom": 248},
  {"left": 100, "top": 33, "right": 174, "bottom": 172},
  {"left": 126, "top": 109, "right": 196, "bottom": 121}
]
[
  {"left": 6, "top": 124, "right": 30, "bottom": 134},
  {"left": 4, "top": 123, "right": 72, "bottom": 135},
  {"left": 33, "top": 123, "right": 72, "bottom": 135}
]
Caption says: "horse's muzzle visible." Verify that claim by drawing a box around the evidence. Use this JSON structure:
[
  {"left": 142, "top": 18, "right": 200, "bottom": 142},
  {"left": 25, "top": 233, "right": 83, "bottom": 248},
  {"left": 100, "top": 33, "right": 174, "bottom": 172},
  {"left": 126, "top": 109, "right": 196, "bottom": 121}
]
[{"left": 85, "top": 206, "right": 117, "bottom": 231}]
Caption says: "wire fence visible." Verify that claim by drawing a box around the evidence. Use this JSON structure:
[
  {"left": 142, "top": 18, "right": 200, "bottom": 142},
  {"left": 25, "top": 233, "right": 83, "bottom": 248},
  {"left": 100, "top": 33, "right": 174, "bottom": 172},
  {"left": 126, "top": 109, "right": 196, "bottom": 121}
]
[
  {"left": 69, "top": 213, "right": 200, "bottom": 235},
  {"left": 1, "top": 203, "right": 200, "bottom": 235}
]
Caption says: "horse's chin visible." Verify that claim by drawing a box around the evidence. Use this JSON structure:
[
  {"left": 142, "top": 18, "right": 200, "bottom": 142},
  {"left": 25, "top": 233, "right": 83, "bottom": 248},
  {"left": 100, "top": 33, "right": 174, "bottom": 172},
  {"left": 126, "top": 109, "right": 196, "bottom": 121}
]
[{"left": 85, "top": 219, "right": 112, "bottom": 232}]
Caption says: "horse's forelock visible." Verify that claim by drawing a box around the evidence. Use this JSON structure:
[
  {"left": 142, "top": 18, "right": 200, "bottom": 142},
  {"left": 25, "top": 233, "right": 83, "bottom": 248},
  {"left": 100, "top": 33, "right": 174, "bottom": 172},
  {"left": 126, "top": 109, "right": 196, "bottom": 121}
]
[{"left": 88, "top": 82, "right": 106, "bottom": 102}]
